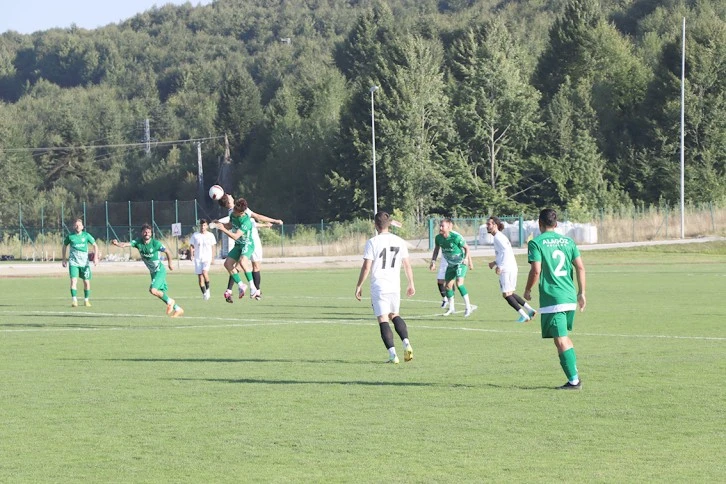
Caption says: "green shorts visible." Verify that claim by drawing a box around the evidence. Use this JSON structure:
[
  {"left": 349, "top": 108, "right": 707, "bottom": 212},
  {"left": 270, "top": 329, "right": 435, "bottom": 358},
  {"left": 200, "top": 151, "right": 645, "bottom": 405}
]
[
  {"left": 541, "top": 311, "right": 575, "bottom": 338},
  {"left": 69, "top": 265, "right": 92, "bottom": 280},
  {"left": 227, "top": 241, "right": 254, "bottom": 262},
  {"left": 149, "top": 267, "right": 168, "bottom": 293},
  {"left": 445, "top": 264, "right": 468, "bottom": 283}
]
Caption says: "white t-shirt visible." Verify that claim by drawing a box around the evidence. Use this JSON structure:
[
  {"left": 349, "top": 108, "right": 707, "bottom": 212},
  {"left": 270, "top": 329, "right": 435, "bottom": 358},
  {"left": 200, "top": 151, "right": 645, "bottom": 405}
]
[
  {"left": 363, "top": 232, "right": 410, "bottom": 294},
  {"left": 493, "top": 231, "right": 517, "bottom": 273},
  {"left": 190, "top": 231, "right": 217, "bottom": 262}
]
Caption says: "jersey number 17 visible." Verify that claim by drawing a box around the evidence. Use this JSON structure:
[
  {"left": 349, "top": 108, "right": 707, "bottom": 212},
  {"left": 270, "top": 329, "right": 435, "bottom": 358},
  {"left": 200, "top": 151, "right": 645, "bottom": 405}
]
[{"left": 378, "top": 247, "right": 400, "bottom": 269}]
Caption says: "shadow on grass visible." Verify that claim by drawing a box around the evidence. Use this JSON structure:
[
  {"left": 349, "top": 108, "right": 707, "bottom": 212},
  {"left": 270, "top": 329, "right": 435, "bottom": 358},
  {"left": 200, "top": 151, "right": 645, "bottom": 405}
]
[
  {"left": 174, "top": 377, "right": 557, "bottom": 390},
  {"left": 173, "top": 377, "right": 475, "bottom": 388},
  {"left": 106, "top": 357, "right": 361, "bottom": 364},
  {"left": 2, "top": 321, "right": 122, "bottom": 329}
]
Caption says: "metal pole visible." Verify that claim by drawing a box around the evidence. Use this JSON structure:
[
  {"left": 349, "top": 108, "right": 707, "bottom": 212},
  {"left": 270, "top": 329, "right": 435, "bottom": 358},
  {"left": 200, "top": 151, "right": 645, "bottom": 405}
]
[
  {"left": 41, "top": 205, "right": 45, "bottom": 260},
  {"left": 197, "top": 142, "right": 205, "bottom": 206},
  {"left": 128, "top": 201, "right": 132, "bottom": 242},
  {"left": 151, "top": 200, "right": 155, "bottom": 239},
  {"left": 680, "top": 17, "right": 686, "bottom": 238},
  {"left": 18, "top": 202, "right": 22, "bottom": 260},
  {"left": 175, "top": 199, "right": 180, "bottom": 268},
  {"left": 370, "top": 86, "right": 379, "bottom": 216}
]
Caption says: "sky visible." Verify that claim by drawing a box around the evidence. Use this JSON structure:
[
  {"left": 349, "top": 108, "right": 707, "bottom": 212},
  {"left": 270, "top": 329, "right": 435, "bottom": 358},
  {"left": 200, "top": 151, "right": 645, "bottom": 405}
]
[{"left": 0, "top": 0, "right": 213, "bottom": 35}]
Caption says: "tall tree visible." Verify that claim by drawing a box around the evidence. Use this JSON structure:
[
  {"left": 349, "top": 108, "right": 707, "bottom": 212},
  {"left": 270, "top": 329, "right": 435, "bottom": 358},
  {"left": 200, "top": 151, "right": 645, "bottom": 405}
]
[
  {"left": 449, "top": 21, "right": 543, "bottom": 209},
  {"left": 326, "top": 2, "right": 398, "bottom": 220},
  {"left": 376, "top": 33, "right": 456, "bottom": 221},
  {"left": 533, "top": 0, "right": 602, "bottom": 101}
]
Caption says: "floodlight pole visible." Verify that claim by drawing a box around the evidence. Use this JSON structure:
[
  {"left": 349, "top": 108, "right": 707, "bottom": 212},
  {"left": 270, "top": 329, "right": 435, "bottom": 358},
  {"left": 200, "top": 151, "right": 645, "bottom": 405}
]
[
  {"left": 680, "top": 17, "right": 686, "bottom": 239},
  {"left": 370, "top": 85, "right": 379, "bottom": 216}
]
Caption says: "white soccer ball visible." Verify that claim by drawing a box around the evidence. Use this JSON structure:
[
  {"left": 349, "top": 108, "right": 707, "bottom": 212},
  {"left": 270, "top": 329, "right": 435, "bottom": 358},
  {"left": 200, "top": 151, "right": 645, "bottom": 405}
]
[{"left": 208, "top": 185, "right": 225, "bottom": 201}]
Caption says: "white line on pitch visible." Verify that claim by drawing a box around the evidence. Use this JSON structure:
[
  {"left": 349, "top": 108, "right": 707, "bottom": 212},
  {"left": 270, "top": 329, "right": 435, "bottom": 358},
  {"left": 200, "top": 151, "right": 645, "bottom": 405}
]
[{"left": 1, "top": 310, "right": 725, "bottom": 341}]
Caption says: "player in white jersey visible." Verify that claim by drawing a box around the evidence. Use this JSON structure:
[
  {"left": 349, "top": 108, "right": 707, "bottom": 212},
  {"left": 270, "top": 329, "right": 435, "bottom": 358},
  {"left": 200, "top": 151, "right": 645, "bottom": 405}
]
[
  {"left": 486, "top": 216, "right": 537, "bottom": 322},
  {"left": 189, "top": 219, "right": 217, "bottom": 300},
  {"left": 216, "top": 193, "right": 283, "bottom": 302},
  {"left": 355, "top": 211, "right": 416, "bottom": 364}
]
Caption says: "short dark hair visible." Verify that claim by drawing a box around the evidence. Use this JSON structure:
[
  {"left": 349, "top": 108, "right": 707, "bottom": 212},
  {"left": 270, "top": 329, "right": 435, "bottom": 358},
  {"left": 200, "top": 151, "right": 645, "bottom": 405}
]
[
  {"left": 234, "top": 197, "right": 248, "bottom": 213},
  {"left": 539, "top": 209, "right": 557, "bottom": 228},
  {"left": 199, "top": 218, "right": 208, "bottom": 225},
  {"left": 374, "top": 211, "right": 391, "bottom": 231},
  {"left": 489, "top": 216, "right": 504, "bottom": 231},
  {"left": 140, "top": 223, "right": 152, "bottom": 232}
]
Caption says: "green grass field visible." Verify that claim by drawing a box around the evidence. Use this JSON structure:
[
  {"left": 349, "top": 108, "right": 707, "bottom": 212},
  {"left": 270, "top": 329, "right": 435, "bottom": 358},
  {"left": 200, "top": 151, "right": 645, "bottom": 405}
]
[{"left": 2, "top": 244, "right": 725, "bottom": 482}]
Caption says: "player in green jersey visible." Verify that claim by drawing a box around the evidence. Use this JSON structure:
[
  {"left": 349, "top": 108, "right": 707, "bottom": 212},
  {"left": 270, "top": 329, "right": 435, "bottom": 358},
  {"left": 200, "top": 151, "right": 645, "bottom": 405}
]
[
  {"left": 216, "top": 192, "right": 283, "bottom": 302},
  {"left": 214, "top": 197, "right": 260, "bottom": 299},
  {"left": 524, "top": 209, "right": 587, "bottom": 390},
  {"left": 111, "top": 224, "right": 184, "bottom": 318},
  {"left": 429, "top": 218, "right": 475, "bottom": 317},
  {"left": 62, "top": 218, "right": 100, "bottom": 307}
]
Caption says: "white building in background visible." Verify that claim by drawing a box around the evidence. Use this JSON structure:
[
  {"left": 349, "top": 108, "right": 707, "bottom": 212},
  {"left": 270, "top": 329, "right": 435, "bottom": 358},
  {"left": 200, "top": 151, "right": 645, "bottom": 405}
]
[{"left": 478, "top": 220, "right": 598, "bottom": 246}]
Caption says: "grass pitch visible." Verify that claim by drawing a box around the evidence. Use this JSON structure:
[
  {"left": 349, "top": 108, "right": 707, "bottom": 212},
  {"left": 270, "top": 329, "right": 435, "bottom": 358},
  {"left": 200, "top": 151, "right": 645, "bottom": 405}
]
[{"left": 1, "top": 244, "right": 725, "bottom": 482}]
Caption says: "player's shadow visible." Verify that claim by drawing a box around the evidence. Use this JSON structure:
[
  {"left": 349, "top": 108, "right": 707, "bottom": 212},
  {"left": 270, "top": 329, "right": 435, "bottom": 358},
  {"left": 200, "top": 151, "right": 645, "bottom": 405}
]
[
  {"left": 106, "top": 357, "right": 363, "bottom": 364},
  {"left": 2, "top": 320, "right": 114, "bottom": 329},
  {"left": 173, "top": 377, "right": 473, "bottom": 388}
]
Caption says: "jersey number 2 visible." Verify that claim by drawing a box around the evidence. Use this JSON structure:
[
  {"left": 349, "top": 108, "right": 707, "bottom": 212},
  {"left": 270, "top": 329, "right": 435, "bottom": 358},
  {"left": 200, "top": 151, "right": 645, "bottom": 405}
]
[
  {"left": 552, "top": 249, "right": 568, "bottom": 277},
  {"left": 378, "top": 247, "right": 400, "bottom": 269}
]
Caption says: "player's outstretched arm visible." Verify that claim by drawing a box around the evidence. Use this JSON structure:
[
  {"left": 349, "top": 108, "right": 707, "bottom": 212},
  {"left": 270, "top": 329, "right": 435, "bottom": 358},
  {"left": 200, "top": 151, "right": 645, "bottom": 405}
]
[
  {"left": 249, "top": 210, "right": 283, "bottom": 225},
  {"left": 111, "top": 239, "right": 130, "bottom": 248}
]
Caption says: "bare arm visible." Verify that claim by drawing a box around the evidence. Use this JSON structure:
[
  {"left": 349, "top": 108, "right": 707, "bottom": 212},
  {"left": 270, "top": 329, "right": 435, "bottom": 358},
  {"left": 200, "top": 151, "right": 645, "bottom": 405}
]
[
  {"left": 248, "top": 210, "right": 283, "bottom": 225},
  {"left": 216, "top": 224, "right": 242, "bottom": 241},
  {"left": 523, "top": 261, "right": 541, "bottom": 301},
  {"left": 164, "top": 248, "right": 174, "bottom": 271},
  {"left": 402, "top": 257, "right": 416, "bottom": 297},
  {"left": 464, "top": 244, "right": 473, "bottom": 270},
  {"left": 574, "top": 256, "right": 586, "bottom": 311},
  {"left": 429, "top": 246, "right": 440, "bottom": 271},
  {"left": 355, "top": 259, "right": 372, "bottom": 301},
  {"left": 61, "top": 244, "right": 68, "bottom": 267},
  {"left": 111, "top": 239, "right": 131, "bottom": 248},
  {"left": 92, "top": 242, "right": 99, "bottom": 266}
]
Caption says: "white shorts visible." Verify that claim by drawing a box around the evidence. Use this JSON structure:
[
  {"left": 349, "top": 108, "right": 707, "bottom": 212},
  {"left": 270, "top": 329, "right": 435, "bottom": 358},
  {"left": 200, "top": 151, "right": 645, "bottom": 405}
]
[
  {"left": 250, "top": 234, "right": 263, "bottom": 262},
  {"left": 194, "top": 259, "right": 211, "bottom": 275},
  {"left": 371, "top": 291, "right": 401, "bottom": 318},
  {"left": 499, "top": 270, "right": 518, "bottom": 293},
  {"left": 250, "top": 245, "right": 262, "bottom": 262},
  {"left": 436, "top": 258, "right": 449, "bottom": 280}
]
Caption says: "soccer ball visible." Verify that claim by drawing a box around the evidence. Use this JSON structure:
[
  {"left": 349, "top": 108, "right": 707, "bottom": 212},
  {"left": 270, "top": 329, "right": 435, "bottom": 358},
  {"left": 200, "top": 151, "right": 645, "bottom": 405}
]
[{"left": 208, "top": 185, "right": 225, "bottom": 201}]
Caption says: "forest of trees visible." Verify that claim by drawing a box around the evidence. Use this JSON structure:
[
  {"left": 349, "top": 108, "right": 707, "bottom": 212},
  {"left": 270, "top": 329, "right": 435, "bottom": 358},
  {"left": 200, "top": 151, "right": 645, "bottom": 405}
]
[{"left": 0, "top": 0, "right": 724, "bottom": 224}]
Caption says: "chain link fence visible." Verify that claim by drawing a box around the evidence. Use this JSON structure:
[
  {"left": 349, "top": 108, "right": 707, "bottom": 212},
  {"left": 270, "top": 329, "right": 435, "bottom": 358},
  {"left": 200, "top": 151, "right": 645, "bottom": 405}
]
[{"left": 0, "top": 201, "right": 724, "bottom": 261}]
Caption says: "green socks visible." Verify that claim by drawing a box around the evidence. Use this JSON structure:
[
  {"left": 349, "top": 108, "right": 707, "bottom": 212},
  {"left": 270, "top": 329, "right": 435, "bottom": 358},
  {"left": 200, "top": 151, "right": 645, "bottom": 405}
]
[{"left": 559, "top": 348, "right": 578, "bottom": 382}]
